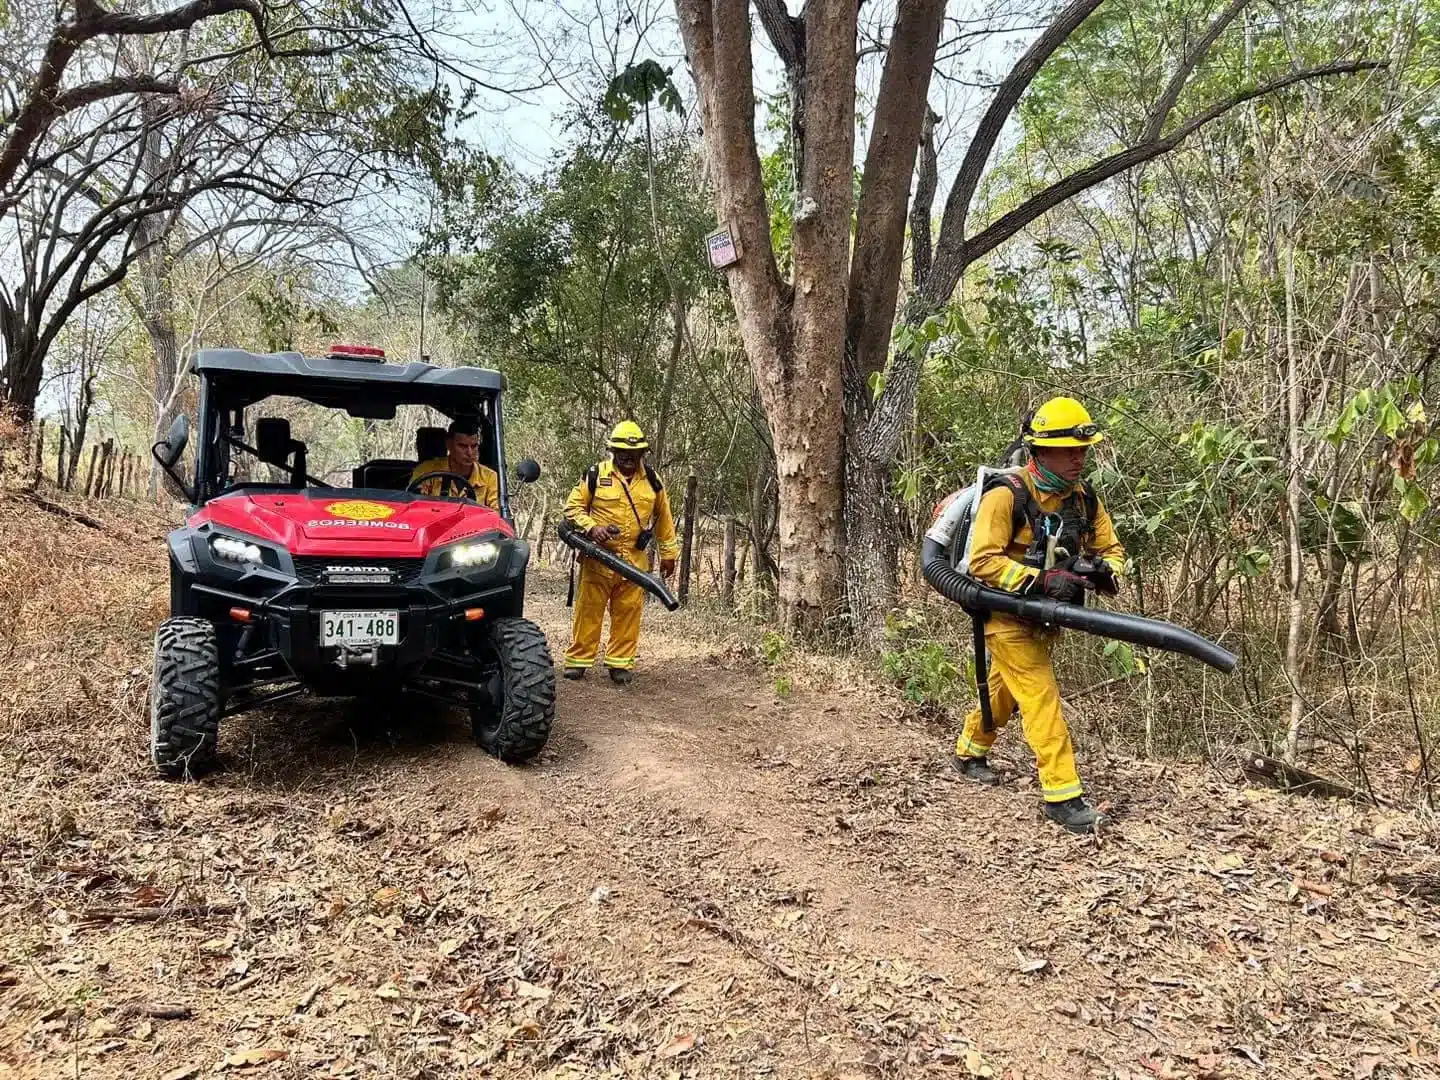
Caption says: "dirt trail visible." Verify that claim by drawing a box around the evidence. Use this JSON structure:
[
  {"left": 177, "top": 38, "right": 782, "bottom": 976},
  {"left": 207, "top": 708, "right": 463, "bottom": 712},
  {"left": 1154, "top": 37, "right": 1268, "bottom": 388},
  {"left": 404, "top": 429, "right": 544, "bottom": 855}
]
[{"left": 1, "top": 491, "right": 1438, "bottom": 1079}]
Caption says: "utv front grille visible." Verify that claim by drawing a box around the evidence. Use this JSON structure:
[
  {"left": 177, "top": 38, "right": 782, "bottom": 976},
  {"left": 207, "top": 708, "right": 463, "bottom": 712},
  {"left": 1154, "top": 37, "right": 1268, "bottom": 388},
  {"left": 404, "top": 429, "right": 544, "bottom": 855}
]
[{"left": 292, "top": 556, "right": 426, "bottom": 586}]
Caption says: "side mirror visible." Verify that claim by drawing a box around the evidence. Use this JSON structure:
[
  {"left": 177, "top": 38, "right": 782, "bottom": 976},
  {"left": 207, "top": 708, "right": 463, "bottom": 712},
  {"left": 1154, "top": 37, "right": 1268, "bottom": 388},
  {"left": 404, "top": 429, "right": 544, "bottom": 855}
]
[
  {"left": 514, "top": 458, "right": 541, "bottom": 484},
  {"left": 154, "top": 414, "right": 190, "bottom": 469}
]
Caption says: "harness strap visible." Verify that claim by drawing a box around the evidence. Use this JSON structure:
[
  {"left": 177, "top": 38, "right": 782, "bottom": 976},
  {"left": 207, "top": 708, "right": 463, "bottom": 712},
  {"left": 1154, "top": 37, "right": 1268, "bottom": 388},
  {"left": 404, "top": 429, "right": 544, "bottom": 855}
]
[
  {"left": 585, "top": 462, "right": 664, "bottom": 531},
  {"left": 988, "top": 474, "right": 1097, "bottom": 549}
]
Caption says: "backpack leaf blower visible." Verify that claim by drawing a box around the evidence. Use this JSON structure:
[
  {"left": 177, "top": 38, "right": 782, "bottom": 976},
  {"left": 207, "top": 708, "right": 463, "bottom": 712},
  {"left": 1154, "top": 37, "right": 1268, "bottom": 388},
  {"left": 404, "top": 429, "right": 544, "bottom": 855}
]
[
  {"left": 558, "top": 519, "right": 681, "bottom": 611},
  {"left": 922, "top": 470, "right": 1237, "bottom": 730}
]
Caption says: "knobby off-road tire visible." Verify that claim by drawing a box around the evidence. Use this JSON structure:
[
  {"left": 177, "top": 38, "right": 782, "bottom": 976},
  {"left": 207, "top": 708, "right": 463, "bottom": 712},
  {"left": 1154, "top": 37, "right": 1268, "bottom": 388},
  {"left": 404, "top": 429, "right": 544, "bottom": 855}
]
[
  {"left": 471, "top": 616, "right": 555, "bottom": 763},
  {"left": 151, "top": 617, "right": 222, "bottom": 779}
]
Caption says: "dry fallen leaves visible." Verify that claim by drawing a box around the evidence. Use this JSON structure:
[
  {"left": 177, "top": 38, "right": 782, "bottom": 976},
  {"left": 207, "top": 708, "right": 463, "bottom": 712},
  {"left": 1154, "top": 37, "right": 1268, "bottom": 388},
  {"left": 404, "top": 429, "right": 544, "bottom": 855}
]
[
  {"left": 963, "top": 1047, "right": 995, "bottom": 1077},
  {"left": 438, "top": 936, "right": 466, "bottom": 958},
  {"left": 1353, "top": 1054, "right": 1384, "bottom": 1079},
  {"left": 658, "top": 1032, "right": 697, "bottom": 1059},
  {"left": 219, "top": 1048, "right": 288, "bottom": 1069},
  {"left": 1015, "top": 949, "right": 1049, "bottom": 975}
]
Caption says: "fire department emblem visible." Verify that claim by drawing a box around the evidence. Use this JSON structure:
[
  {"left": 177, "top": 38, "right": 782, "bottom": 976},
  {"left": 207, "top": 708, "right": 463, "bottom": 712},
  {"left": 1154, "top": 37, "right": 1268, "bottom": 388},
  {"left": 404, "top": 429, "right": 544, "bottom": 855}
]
[{"left": 325, "top": 500, "right": 395, "bottom": 521}]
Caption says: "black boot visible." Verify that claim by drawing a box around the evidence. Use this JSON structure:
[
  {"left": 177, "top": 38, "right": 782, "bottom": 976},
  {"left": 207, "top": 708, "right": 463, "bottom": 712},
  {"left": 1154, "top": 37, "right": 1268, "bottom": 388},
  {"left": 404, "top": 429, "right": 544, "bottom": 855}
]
[
  {"left": 1043, "top": 796, "right": 1110, "bottom": 834},
  {"left": 608, "top": 667, "right": 634, "bottom": 685},
  {"left": 951, "top": 755, "right": 1000, "bottom": 786},
  {"left": 563, "top": 668, "right": 586, "bottom": 681}
]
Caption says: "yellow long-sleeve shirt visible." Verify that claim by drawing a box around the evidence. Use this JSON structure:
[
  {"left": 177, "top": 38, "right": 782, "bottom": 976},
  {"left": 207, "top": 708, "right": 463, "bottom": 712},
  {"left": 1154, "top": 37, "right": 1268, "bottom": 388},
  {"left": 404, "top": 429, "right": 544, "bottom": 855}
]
[
  {"left": 563, "top": 460, "right": 680, "bottom": 570},
  {"left": 410, "top": 457, "right": 499, "bottom": 508},
  {"left": 968, "top": 469, "right": 1126, "bottom": 634}
]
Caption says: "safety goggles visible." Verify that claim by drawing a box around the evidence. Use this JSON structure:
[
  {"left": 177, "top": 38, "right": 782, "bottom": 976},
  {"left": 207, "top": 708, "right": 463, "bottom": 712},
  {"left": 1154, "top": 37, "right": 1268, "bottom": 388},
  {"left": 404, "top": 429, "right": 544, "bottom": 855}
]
[
  {"left": 609, "top": 437, "right": 647, "bottom": 449},
  {"left": 1033, "top": 423, "right": 1099, "bottom": 441}
]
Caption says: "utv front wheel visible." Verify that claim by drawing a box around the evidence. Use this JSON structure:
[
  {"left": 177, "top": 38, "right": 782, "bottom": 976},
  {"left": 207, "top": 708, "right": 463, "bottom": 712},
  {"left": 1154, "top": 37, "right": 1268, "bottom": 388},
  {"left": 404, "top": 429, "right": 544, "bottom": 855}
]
[
  {"left": 151, "top": 617, "right": 222, "bottom": 779},
  {"left": 471, "top": 617, "right": 555, "bottom": 763}
]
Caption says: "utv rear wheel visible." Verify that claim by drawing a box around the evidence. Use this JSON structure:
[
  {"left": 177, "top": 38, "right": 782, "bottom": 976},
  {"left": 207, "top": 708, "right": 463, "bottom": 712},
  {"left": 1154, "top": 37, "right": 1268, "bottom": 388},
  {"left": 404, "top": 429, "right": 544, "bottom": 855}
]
[
  {"left": 471, "top": 617, "right": 555, "bottom": 763},
  {"left": 151, "top": 617, "right": 222, "bottom": 779}
]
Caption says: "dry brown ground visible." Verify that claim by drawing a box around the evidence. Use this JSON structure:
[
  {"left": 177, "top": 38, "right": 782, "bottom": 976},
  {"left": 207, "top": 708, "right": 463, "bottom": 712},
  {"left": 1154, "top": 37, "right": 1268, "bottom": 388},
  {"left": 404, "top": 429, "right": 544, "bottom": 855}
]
[{"left": 1, "top": 489, "right": 1438, "bottom": 1080}]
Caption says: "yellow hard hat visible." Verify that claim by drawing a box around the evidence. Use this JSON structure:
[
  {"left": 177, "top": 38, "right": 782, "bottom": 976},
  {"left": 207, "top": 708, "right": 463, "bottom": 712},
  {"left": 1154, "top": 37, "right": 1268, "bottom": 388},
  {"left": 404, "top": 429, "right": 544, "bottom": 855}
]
[
  {"left": 1025, "top": 396, "right": 1104, "bottom": 447},
  {"left": 607, "top": 420, "right": 650, "bottom": 450}
]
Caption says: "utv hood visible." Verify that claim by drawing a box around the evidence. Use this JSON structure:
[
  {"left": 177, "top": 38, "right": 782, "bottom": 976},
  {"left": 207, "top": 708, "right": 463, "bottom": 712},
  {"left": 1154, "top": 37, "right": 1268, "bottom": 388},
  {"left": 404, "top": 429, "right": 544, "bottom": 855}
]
[{"left": 189, "top": 490, "right": 513, "bottom": 556}]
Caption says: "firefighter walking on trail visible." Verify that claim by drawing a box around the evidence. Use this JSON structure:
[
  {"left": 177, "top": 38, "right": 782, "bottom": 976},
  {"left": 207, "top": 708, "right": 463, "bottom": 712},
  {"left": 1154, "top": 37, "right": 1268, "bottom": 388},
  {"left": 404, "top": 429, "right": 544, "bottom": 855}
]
[
  {"left": 562, "top": 422, "right": 679, "bottom": 684},
  {"left": 953, "top": 397, "right": 1127, "bottom": 833}
]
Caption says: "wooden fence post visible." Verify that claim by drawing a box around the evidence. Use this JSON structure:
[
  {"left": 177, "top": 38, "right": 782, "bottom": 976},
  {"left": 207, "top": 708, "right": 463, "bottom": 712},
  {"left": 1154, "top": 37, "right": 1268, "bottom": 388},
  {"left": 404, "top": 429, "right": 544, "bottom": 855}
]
[
  {"left": 678, "top": 474, "right": 698, "bottom": 606},
  {"left": 32, "top": 421, "right": 45, "bottom": 485},
  {"left": 84, "top": 444, "right": 100, "bottom": 497},
  {"left": 100, "top": 440, "right": 114, "bottom": 496},
  {"left": 533, "top": 490, "right": 549, "bottom": 565},
  {"left": 721, "top": 518, "right": 737, "bottom": 608}
]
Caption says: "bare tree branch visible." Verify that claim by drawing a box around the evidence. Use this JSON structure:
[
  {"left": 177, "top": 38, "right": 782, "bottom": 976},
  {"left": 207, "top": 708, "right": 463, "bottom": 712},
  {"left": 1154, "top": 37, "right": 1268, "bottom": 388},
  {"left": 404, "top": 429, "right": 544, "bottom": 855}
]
[
  {"left": 1140, "top": 0, "right": 1250, "bottom": 143},
  {"left": 909, "top": 106, "right": 939, "bottom": 290},
  {"left": 954, "top": 60, "right": 1384, "bottom": 272},
  {"left": 926, "top": 0, "right": 1107, "bottom": 305}
]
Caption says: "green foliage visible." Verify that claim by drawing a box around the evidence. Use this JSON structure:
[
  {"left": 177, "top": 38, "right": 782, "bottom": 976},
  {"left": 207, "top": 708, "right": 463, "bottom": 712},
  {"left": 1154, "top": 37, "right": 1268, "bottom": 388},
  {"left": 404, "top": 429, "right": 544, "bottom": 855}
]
[
  {"left": 882, "top": 609, "right": 962, "bottom": 707},
  {"left": 247, "top": 275, "right": 339, "bottom": 353},
  {"left": 759, "top": 95, "right": 795, "bottom": 275},
  {"left": 1101, "top": 640, "right": 1145, "bottom": 676},
  {"left": 760, "top": 630, "right": 791, "bottom": 667},
  {"left": 602, "top": 61, "right": 684, "bottom": 123}
]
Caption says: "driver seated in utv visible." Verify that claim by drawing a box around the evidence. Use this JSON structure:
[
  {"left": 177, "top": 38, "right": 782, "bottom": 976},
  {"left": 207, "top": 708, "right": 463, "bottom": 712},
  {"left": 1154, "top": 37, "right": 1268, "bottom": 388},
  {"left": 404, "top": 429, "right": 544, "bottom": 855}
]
[{"left": 409, "top": 417, "right": 500, "bottom": 507}]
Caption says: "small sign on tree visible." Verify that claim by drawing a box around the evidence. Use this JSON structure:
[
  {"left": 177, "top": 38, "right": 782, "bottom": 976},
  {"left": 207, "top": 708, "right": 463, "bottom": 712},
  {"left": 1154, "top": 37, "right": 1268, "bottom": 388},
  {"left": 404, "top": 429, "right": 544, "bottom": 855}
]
[{"left": 705, "top": 224, "right": 741, "bottom": 269}]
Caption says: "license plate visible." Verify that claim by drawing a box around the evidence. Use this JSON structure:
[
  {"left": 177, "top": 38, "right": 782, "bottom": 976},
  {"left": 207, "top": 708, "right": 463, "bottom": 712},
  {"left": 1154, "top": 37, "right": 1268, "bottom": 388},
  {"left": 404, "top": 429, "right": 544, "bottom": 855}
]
[{"left": 321, "top": 610, "right": 399, "bottom": 647}]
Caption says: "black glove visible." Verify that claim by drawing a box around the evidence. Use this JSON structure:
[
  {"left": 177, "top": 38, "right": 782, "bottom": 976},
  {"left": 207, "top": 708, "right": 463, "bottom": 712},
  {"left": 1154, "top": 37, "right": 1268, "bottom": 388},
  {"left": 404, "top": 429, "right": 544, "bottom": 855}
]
[
  {"left": 1031, "top": 567, "right": 1092, "bottom": 604},
  {"left": 1071, "top": 554, "right": 1120, "bottom": 597},
  {"left": 1092, "top": 561, "right": 1120, "bottom": 597}
]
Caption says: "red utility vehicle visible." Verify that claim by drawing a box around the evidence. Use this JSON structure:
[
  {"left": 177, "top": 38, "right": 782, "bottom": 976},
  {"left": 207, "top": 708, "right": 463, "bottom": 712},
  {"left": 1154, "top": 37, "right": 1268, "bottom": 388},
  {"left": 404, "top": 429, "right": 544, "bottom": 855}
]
[{"left": 149, "top": 345, "right": 553, "bottom": 778}]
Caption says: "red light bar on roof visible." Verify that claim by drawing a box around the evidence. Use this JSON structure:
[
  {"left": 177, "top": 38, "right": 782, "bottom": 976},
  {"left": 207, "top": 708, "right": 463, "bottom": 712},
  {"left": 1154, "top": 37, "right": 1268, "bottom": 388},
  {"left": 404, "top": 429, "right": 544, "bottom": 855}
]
[{"left": 328, "top": 343, "right": 386, "bottom": 359}]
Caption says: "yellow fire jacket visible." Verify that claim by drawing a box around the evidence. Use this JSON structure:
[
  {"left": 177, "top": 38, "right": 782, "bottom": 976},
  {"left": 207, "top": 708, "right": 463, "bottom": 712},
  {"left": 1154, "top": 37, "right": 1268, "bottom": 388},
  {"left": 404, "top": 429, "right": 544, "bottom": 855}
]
[
  {"left": 563, "top": 460, "right": 680, "bottom": 570},
  {"left": 968, "top": 468, "right": 1126, "bottom": 634}
]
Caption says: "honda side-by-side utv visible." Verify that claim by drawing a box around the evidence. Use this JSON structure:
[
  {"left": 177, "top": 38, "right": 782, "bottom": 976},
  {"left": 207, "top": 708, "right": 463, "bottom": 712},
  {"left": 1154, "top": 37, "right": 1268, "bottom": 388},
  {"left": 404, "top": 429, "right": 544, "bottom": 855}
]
[{"left": 148, "top": 345, "right": 555, "bottom": 778}]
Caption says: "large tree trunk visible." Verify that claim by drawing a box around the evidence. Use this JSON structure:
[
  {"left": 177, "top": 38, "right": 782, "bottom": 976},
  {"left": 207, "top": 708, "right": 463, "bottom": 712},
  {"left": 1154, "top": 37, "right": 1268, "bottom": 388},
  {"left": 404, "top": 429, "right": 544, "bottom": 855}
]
[
  {"left": 677, "top": 0, "right": 853, "bottom": 635},
  {"left": 0, "top": 320, "right": 45, "bottom": 423},
  {"left": 839, "top": 0, "right": 946, "bottom": 646}
]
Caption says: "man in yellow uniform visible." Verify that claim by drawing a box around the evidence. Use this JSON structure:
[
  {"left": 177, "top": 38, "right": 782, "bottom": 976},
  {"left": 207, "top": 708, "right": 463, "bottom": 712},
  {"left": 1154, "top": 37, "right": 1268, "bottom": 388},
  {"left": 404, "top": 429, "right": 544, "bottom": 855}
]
[
  {"left": 562, "top": 421, "right": 679, "bottom": 685},
  {"left": 410, "top": 418, "right": 499, "bottom": 509},
  {"left": 953, "top": 397, "right": 1127, "bottom": 833}
]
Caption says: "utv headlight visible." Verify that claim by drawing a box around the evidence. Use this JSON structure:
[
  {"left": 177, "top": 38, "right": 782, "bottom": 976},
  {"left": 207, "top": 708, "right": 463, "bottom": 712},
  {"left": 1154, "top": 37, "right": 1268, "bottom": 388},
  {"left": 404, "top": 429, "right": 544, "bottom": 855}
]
[
  {"left": 211, "top": 535, "right": 264, "bottom": 565},
  {"left": 449, "top": 540, "right": 501, "bottom": 570}
]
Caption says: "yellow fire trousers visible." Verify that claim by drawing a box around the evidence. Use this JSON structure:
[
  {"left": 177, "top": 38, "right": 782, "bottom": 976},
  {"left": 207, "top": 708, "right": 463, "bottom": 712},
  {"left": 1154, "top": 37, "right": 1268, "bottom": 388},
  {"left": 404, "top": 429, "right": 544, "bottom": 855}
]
[
  {"left": 955, "top": 624, "right": 1084, "bottom": 803},
  {"left": 563, "top": 557, "right": 645, "bottom": 671}
]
